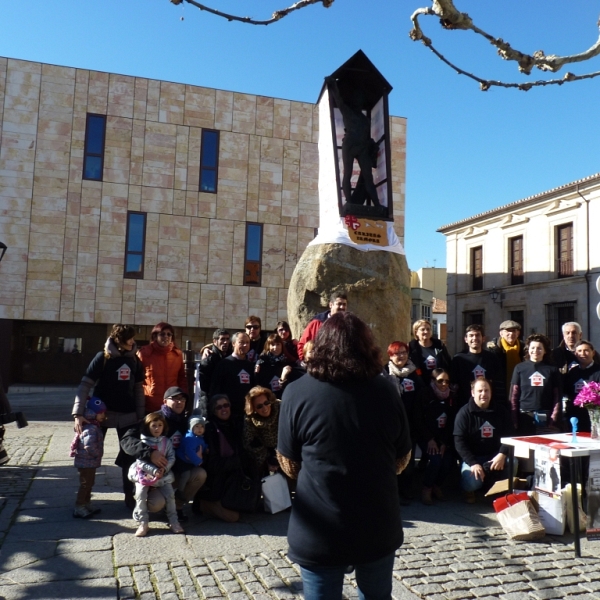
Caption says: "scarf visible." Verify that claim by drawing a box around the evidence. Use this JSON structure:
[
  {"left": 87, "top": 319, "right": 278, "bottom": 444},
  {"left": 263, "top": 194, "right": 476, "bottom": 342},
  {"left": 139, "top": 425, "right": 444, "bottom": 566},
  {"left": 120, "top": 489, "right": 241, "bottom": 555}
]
[
  {"left": 160, "top": 404, "right": 186, "bottom": 425},
  {"left": 388, "top": 359, "right": 417, "bottom": 379},
  {"left": 501, "top": 337, "right": 521, "bottom": 388},
  {"left": 430, "top": 379, "right": 450, "bottom": 400}
]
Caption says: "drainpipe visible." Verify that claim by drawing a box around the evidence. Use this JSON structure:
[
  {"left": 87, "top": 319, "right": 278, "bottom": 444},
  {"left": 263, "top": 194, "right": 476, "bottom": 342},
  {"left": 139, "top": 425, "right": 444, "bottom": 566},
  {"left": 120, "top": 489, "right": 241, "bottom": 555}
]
[{"left": 575, "top": 185, "right": 591, "bottom": 339}]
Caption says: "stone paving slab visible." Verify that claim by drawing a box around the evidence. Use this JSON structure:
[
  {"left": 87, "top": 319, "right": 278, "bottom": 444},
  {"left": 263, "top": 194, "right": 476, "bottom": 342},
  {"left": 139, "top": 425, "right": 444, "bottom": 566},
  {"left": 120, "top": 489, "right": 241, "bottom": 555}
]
[{"left": 5, "top": 392, "right": 600, "bottom": 599}]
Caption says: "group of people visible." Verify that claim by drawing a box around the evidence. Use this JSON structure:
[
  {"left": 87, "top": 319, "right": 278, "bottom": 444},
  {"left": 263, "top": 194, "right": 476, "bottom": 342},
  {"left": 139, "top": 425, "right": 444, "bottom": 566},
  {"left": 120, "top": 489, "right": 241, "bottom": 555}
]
[
  {"left": 389, "top": 316, "right": 600, "bottom": 505},
  {"left": 67, "top": 299, "right": 598, "bottom": 599}
]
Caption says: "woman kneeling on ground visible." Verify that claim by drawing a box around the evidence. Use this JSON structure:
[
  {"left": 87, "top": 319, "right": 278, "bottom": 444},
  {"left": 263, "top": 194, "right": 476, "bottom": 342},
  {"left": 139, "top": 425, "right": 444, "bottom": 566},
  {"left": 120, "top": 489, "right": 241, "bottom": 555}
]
[{"left": 454, "top": 378, "right": 515, "bottom": 504}]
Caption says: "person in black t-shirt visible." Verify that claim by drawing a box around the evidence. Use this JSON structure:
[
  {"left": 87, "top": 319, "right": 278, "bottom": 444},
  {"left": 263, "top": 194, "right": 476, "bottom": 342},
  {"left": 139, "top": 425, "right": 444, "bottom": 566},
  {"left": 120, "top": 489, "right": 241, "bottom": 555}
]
[
  {"left": 278, "top": 312, "right": 411, "bottom": 599},
  {"left": 408, "top": 319, "right": 452, "bottom": 386}
]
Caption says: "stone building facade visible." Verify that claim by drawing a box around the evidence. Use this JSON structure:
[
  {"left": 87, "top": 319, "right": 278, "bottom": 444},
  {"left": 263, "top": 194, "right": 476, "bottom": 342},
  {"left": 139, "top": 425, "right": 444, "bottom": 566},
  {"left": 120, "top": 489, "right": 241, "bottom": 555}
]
[
  {"left": 438, "top": 173, "right": 600, "bottom": 354},
  {"left": 0, "top": 57, "right": 407, "bottom": 384}
]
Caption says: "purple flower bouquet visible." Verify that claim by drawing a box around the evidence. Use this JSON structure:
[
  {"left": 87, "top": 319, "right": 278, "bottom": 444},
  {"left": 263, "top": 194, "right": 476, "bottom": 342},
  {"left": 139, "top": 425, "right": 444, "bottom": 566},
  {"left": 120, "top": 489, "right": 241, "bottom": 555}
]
[{"left": 573, "top": 381, "right": 600, "bottom": 408}]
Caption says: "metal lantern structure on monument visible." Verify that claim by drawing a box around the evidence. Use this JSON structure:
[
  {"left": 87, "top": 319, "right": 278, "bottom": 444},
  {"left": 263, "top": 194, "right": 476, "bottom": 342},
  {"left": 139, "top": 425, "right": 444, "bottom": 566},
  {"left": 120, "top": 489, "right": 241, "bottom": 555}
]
[{"left": 322, "top": 50, "right": 394, "bottom": 224}]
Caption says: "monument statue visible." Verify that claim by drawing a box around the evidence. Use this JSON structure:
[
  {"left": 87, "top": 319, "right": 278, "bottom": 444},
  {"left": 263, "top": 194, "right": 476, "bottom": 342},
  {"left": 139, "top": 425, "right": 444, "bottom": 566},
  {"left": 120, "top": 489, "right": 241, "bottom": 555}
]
[{"left": 325, "top": 76, "right": 381, "bottom": 210}]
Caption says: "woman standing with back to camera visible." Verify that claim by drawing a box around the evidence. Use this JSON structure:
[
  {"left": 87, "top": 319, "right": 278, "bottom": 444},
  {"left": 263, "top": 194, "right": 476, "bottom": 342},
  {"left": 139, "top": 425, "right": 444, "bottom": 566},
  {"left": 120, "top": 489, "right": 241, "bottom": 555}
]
[{"left": 277, "top": 312, "right": 412, "bottom": 600}]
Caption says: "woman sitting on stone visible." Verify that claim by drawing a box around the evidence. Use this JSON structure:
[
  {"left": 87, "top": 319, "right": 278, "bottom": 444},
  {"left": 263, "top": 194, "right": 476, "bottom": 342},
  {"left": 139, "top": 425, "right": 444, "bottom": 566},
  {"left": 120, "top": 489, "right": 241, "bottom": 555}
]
[{"left": 243, "top": 386, "right": 281, "bottom": 479}]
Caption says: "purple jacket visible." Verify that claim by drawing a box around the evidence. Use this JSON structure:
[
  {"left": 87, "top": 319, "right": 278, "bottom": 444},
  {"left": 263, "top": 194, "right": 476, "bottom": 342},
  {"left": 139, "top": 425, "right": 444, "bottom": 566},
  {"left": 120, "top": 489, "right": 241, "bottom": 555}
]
[{"left": 73, "top": 423, "right": 104, "bottom": 469}]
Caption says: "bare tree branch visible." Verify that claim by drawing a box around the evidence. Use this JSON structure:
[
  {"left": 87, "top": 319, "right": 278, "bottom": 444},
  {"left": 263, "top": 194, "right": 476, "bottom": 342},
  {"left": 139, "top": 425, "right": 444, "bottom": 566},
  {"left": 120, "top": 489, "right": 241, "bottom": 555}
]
[
  {"left": 169, "top": 0, "right": 600, "bottom": 90},
  {"left": 411, "top": 0, "right": 600, "bottom": 75},
  {"left": 171, "top": 0, "right": 334, "bottom": 26}
]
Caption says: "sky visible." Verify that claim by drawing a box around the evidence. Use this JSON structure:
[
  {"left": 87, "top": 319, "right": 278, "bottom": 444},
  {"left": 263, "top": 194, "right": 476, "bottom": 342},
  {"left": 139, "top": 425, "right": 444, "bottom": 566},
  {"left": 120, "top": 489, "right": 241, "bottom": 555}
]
[{"left": 1, "top": 0, "right": 599, "bottom": 271}]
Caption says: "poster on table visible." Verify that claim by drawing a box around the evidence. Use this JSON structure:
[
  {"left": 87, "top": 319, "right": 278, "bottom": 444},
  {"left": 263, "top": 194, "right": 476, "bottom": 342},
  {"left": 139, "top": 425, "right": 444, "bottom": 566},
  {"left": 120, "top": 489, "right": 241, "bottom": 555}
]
[
  {"left": 534, "top": 446, "right": 561, "bottom": 495},
  {"left": 586, "top": 451, "right": 600, "bottom": 540}
]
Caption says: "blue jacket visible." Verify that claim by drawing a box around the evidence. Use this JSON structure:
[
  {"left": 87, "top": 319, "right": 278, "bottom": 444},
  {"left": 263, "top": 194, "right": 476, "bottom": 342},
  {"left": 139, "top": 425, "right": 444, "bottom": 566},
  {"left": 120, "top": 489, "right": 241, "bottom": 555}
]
[{"left": 176, "top": 430, "right": 208, "bottom": 467}]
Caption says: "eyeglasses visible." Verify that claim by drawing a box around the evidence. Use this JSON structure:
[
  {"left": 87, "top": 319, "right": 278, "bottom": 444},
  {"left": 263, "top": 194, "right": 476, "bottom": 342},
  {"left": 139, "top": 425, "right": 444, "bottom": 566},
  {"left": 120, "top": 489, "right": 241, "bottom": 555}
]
[
  {"left": 215, "top": 403, "right": 231, "bottom": 410},
  {"left": 254, "top": 400, "right": 272, "bottom": 411},
  {"left": 246, "top": 324, "right": 260, "bottom": 330},
  {"left": 277, "top": 328, "right": 288, "bottom": 333},
  {"left": 436, "top": 379, "right": 450, "bottom": 385},
  {"left": 168, "top": 395, "right": 186, "bottom": 402},
  {"left": 158, "top": 331, "right": 173, "bottom": 338},
  {"left": 392, "top": 351, "right": 408, "bottom": 356}
]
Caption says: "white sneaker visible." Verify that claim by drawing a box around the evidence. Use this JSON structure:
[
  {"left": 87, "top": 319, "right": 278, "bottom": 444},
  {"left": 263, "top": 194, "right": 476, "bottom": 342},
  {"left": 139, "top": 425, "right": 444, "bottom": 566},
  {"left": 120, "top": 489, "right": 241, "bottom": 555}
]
[
  {"left": 73, "top": 505, "right": 93, "bottom": 519},
  {"left": 135, "top": 522, "right": 149, "bottom": 537}
]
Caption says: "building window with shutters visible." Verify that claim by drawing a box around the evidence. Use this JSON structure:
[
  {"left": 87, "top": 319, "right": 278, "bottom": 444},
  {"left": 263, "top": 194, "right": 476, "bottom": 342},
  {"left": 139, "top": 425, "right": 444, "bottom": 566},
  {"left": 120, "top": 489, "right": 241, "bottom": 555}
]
[
  {"left": 509, "top": 236, "right": 524, "bottom": 285},
  {"left": 124, "top": 212, "right": 147, "bottom": 279},
  {"left": 199, "top": 129, "right": 219, "bottom": 193},
  {"left": 244, "top": 223, "right": 263, "bottom": 286},
  {"left": 471, "top": 246, "right": 483, "bottom": 291},
  {"left": 556, "top": 223, "right": 573, "bottom": 278},
  {"left": 83, "top": 114, "right": 107, "bottom": 181}
]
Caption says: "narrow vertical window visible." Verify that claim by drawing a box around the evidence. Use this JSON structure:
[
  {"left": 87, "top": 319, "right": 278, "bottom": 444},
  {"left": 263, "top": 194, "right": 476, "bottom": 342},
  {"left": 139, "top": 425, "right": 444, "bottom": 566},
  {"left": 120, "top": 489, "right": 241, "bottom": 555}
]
[
  {"left": 244, "top": 223, "right": 263, "bottom": 286},
  {"left": 200, "top": 129, "right": 219, "bottom": 193},
  {"left": 471, "top": 246, "right": 483, "bottom": 291},
  {"left": 510, "top": 236, "right": 524, "bottom": 285},
  {"left": 124, "top": 212, "right": 146, "bottom": 279},
  {"left": 83, "top": 114, "right": 107, "bottom": 181},
  {"left": 556, "top": 223, "right": 573, "bottom": 277}
]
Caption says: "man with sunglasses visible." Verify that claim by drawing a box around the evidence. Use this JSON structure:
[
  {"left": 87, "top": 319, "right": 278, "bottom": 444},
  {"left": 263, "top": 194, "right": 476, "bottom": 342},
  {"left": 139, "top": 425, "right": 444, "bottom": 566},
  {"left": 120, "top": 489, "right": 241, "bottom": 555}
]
[
  {"left": 209, "top": 332, "right": 255, "bottom": 417},
  {"left": 138, "top": 322, "right": 187, "bottom": 413},
  {"left": 121, "top": 387, "right": 207, "bottom": 522},
  {"left": 244, "top": 316, "right": 268, "bottom": 363}
]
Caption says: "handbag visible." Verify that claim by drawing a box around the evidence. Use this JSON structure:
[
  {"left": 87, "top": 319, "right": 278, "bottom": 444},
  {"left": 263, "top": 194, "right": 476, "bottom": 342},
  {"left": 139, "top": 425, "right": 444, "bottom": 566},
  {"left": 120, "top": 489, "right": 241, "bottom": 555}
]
[
  {"left": 496, "top": 493, "right": 546, "bottom": 541},
  {"left": 221, "top": 469, "right": 261, "bottom": 512},
  {"left": 261, "top": 473, "right": 292, "bottom": 514}
]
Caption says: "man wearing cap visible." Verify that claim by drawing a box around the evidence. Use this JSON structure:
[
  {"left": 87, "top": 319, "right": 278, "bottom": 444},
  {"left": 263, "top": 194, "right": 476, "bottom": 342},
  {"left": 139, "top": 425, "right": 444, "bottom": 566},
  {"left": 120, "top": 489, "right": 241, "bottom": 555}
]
[
  {"left": 121, "top": 386, "right": 207, "bottom": 521},
  {"left": 199, "top": 328, "right": 231, "bottom": 393},
  {"left": 486, "top": 320, "right": 523, "bottom": 404}
]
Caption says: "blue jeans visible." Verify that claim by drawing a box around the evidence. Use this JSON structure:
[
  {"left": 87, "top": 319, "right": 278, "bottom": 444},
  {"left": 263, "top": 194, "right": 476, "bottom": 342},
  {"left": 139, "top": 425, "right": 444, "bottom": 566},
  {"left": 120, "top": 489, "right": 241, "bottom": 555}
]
[
  {"left": 300, "top": 552, "right": 395, "bottom": 600},
  {"left": 460, "top": 456, "right": 515, "bottom": 493}
]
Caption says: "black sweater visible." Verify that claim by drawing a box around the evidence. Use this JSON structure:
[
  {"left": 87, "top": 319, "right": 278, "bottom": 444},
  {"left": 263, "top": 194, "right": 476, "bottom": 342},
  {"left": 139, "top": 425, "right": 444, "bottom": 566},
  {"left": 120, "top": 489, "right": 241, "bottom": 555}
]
[{"left": 453, "top": 397, "right": 514, "bottom": 466}]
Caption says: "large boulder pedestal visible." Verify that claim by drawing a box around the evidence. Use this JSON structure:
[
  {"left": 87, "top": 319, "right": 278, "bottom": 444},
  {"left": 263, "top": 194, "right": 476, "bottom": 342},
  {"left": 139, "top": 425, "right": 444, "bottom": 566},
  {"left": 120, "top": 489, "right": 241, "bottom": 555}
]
[{"left": 287, "top": 243, "right": 412, "bottom": 351}]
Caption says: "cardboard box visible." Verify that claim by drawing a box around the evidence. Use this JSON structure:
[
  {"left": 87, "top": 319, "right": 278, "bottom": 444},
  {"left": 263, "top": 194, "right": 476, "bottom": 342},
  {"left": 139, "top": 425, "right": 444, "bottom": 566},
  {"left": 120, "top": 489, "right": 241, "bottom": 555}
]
[
  {"left": 534, "top": 491, "right": 566, "bottom": 536},
  {"left": 484, "top": 478, "right": 529, "bottom": 497}
]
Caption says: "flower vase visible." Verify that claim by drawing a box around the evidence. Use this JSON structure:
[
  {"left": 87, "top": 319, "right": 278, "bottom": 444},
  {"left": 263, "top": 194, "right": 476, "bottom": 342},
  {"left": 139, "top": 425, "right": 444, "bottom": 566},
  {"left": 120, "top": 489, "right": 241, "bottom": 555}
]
[{"left": 587, "top": 406, "right": 600, "bottom": 440}]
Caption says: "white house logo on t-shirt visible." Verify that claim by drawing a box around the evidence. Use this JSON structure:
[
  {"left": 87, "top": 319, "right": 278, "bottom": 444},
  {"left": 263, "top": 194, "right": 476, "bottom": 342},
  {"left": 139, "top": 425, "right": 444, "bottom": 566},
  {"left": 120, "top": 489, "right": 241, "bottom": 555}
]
[
  {"left": 117, "top": 365, "right": 131, "bottom": 381},
  {"left": 574, "top": 379, "right": 586, "bottom": 394},
  {"left": 530, "top": 372, "right": 545, "bottom": 387},
  {"left": 246, "top": 349, "right": 257, "bottom": 362},
  {"left": 437, "top": 412, "right": 447, "bottom": 428},
  {"left": 270, "top": 376, "right": 281, "bottom": 392},
  {"left": 472, "top": 365, "right": 486, "bottom": 379},
  {"left": 170, "top": 431, "right": 183, "bottom": 449},
  {"left": 402, "top": 379, "right": 415, "bottom": 393},
  {"left": 238, "top": 369, "right": 251, "bottom": 384},
  {"left": 568, "top": 361, "right": 579, "bottom": 371},
  {"left": 480, "top": 421, "right": 494, "bottom": 438},
  {"left": 425, "top": 355, "right": 437, "bottom": 370}
]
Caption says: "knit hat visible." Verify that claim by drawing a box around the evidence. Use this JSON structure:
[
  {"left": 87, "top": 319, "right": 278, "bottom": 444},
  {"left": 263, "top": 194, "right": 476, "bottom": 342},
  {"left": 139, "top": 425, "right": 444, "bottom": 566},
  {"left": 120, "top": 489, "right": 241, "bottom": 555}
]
[
  {"left": 84, "top": 397, "right": 107, "bottom": 420},
  {"left": 189, "top": 416, "right": 206, "bottom": 430}
]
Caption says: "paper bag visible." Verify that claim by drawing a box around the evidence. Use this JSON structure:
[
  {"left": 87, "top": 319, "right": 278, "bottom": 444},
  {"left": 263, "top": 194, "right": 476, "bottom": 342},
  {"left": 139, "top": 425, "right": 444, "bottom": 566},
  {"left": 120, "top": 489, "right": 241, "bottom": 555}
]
[
  {"left": 261, "top": 473, "right": 291, "bottom": 514},
  {"left": 496, "top": 497, "right": 546, "bottom": 541}
]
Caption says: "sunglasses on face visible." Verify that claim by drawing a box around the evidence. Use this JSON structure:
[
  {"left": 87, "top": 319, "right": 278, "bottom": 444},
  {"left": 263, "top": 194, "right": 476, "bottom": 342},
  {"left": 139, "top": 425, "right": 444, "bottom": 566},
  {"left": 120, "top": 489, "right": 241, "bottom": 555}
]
[
  {"left": 168, "top": 395, "right": 186, "bottom": 402},
  {"left": 436, "top": 379, "right": 450, "bottom": 384},
  {"left": 277, "top": 328, "right": 288, "bottom": 333},
  {"left": 158, "top": 331, "right": 173, "bottom": 338},
  {"left": 254, "top": 400, "right": 272, "bottom": 411},
  {"left": 215, "top": 403, "right": 231, "bottom": 410},
  {"left": 246, "top": 324, "right": 260, "bottom": 330}
]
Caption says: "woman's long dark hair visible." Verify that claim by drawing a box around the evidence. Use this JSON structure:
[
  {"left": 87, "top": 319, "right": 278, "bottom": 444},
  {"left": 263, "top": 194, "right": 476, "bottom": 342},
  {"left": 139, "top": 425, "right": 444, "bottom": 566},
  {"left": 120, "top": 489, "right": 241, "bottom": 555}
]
[{"left": 307, "top": 312, "right": 383, "bottom": 383}]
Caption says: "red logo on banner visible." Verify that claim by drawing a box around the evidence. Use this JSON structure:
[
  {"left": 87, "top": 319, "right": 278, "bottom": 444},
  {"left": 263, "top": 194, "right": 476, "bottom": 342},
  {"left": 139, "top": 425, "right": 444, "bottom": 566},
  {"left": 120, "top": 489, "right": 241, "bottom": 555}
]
[{"left": 344, "top": 215, "right": 360, "bottom": 231}]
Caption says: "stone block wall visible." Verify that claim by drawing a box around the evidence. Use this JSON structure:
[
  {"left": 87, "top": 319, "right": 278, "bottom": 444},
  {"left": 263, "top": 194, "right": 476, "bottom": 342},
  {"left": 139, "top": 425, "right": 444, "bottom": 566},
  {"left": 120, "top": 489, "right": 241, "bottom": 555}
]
[{"left": 0, "top": 57, "right": 406, "bottom": 339}]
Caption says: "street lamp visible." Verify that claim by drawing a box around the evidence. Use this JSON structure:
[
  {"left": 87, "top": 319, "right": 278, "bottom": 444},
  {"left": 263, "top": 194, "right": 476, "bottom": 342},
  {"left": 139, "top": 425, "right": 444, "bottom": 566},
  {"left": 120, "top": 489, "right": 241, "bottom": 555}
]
[{"left": 489, "top": 286, "right": 505, "bottom": 307}]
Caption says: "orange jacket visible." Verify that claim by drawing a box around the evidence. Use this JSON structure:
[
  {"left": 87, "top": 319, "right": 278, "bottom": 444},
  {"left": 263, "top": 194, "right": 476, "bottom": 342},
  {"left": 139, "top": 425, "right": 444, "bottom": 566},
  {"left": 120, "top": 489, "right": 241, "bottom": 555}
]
[{"left": 137, "top": 342, "right": 187, "bottom": 413}]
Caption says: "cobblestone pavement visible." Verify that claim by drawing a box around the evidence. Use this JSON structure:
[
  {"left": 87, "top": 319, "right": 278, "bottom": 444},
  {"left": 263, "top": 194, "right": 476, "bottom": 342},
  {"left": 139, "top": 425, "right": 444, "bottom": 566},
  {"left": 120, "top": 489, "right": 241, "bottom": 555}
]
[{"left": 3, "top": 390, "right": 600, "bottom": 599}]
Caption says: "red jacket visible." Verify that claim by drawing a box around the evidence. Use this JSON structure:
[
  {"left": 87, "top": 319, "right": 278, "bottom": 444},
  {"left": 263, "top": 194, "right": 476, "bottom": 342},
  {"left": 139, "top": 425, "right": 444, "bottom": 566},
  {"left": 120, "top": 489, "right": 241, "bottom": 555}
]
[{"left": 138, "top": 342, "right": 187, "bottom": 413}]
